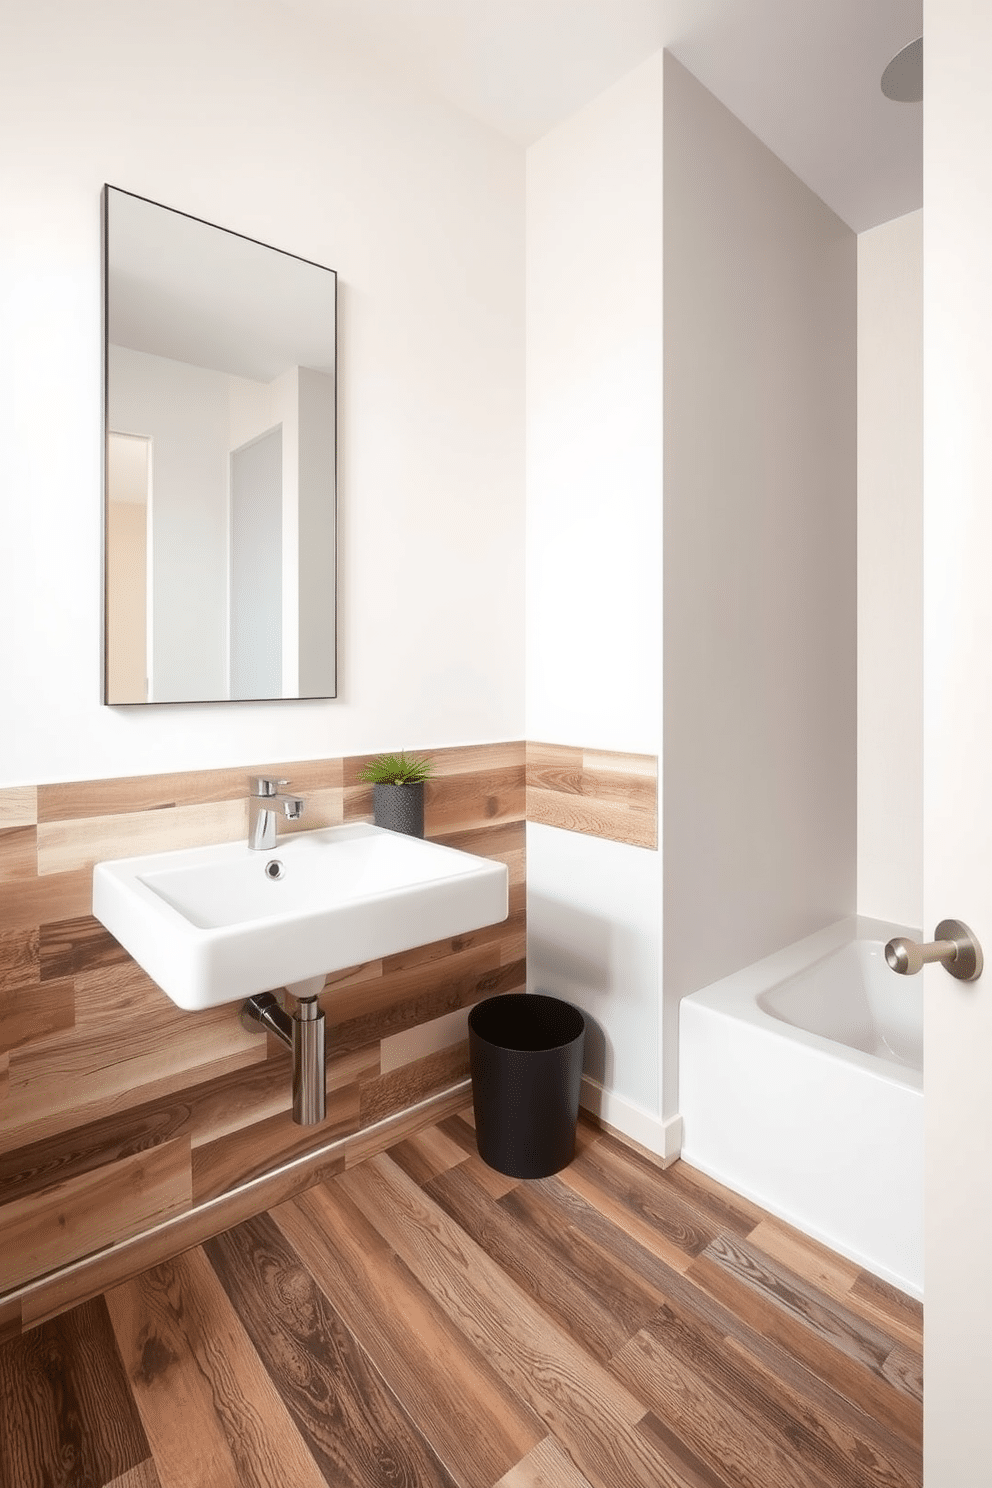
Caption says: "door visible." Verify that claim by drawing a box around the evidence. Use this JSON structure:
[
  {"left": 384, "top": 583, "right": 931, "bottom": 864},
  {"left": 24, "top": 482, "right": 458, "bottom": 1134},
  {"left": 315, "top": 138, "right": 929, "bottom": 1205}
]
[
  {"left": 105, "top": 431, "right": 150, "bottom": 703},
  {"left": 229, "top": 425, "right": 283, "bottom": 700},
  {"left": 924, "top": 2, "right": 992, "bottom": 1479}
]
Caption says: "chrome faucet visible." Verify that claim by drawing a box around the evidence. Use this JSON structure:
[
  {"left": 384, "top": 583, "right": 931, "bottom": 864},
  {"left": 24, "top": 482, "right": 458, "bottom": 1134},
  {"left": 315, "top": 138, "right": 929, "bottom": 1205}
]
[{"left": 249, "top": 776, "right": 304, "bottom": 850}]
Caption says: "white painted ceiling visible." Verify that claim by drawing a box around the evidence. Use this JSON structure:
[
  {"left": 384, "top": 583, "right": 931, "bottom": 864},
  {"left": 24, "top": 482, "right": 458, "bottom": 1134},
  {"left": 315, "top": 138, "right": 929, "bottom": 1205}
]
[{"left": 280, "top": 0, "right": 923, "bottom": 232}]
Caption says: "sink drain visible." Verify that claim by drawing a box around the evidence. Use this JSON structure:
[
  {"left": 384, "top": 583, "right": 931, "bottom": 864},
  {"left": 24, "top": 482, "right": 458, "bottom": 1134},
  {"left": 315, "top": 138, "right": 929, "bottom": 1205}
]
[{"left": 264, "top": 859, "right": 285, "bottom": 880}]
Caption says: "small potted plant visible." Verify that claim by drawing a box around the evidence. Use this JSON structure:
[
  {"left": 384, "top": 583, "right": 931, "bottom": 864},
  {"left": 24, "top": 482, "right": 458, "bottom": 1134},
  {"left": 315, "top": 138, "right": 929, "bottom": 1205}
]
[{"left": 358, "top": 750, "right": 436, "bottom": 838}]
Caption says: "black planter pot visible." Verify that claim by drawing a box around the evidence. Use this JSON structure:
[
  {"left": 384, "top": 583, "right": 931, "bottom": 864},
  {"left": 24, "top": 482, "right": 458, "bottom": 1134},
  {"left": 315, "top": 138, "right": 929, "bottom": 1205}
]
[{"left": 372, "top": 781, "right": 425, "bottom": 838}]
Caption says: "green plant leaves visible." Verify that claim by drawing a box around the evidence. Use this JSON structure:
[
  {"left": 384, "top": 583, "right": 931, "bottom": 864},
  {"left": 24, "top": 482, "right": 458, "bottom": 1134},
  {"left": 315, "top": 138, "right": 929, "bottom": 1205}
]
[{"left": 357, "top": 751, "right": 436, "bottom": 785}]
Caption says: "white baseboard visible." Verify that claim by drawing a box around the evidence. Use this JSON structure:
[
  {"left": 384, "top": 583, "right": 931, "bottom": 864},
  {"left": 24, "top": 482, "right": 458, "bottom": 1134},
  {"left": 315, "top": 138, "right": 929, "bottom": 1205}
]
[{"left": 579, "top": 1075, "right": 683, "bottom": 1164}]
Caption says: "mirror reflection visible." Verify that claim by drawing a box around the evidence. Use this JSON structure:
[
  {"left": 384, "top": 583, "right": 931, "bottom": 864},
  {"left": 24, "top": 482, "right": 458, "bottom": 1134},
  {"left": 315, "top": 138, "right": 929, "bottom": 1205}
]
[{"left": 103, "top": 186, "right": 337, "bottom": 703}]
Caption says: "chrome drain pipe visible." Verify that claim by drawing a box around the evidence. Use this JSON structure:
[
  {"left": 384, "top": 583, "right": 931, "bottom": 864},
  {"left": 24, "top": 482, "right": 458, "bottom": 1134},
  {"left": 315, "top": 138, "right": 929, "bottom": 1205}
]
[
  {"left": 291, "top": 995, "right": 326, "bottom": 1125},
  {"left": 243, "top": 991, "right": 326, "bottom": 1125}
]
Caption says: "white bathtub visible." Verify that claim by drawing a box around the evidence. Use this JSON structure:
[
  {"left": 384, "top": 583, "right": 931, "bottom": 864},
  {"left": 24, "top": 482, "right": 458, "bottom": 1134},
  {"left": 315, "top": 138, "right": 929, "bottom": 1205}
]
[{"left": 678, "top": 916, "right": 923, "bottom": 1298}]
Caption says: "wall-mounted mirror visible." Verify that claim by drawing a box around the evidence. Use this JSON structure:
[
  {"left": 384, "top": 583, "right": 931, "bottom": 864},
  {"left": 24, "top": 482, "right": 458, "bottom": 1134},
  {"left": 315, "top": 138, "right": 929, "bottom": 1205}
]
[{"left": 103, "top": 186, "right": 337, "bottom": 704}]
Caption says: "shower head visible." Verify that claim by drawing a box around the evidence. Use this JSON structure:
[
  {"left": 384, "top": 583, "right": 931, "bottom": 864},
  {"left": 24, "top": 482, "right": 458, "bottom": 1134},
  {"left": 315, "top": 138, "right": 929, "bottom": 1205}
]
[{"left": 881, "top": 37, "right": 923, "bottom": 103}]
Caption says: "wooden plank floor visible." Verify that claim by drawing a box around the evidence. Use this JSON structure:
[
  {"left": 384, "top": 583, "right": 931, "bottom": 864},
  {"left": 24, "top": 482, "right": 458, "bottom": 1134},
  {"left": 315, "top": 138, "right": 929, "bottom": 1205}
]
[{"left": 0, "top": 1110, "right": 922, "bottom": 1488}]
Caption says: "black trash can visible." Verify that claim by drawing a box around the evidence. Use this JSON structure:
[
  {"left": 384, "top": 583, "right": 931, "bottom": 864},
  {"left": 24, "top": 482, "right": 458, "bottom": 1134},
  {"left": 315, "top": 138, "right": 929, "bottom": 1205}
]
[{"left": 468, "top": 993, "right": 586, "bottom": 1179}]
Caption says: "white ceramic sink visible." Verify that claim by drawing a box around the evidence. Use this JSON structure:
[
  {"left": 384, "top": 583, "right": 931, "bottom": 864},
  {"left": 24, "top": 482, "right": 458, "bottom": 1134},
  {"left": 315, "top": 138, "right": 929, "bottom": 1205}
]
[{"left": 92, "top": 822, "right": 508, "bottom": 1011}]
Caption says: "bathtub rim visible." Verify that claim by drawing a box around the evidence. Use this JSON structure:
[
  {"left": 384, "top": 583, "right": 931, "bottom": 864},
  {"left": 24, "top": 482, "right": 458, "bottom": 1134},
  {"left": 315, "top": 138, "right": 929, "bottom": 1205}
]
[{"left": 679, "top": 914, "right": 924, "bottom": 1093}]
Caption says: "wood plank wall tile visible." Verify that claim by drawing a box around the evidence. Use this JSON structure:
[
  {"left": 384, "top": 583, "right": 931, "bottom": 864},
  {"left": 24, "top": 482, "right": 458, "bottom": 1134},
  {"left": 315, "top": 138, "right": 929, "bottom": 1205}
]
[
  {"left": 359, "top": 1043, "right": 472, "bottom": 1128},
  {"left": 15, "top": 1081, "right": 476, "bottom": 1333},
  {"left": 0, "top": 926, "right": 40, "bottom": 990},
  {"left": 326, "top": 937, "right": 525, "bottom": 1052},
  {"left": 342, "top": 750, "right": 526, "bottom": 840},
  {"left": 0, "top": 786, "right": 37, "bottom": 828},
  {"left": 2, "top": 1047, "right": 272, "bottom": 1160},
  {"left": 0, "top": 1291, "right": 21, "bottom": 1345},
  {"left": 0, "top": 1069, "right": 253, "bottom": 1211},
  {"left": 35, "top": 758, "right": 346, "bottom": 876},
  {"left": 380, "top": 1005, "right": 471, "bottom": 1074},
  {"left": 0, "top": 1139, "right": 192, "bottom": 1292},
  {"left": 186, "top": 1044, "right": 379, "bottom": 1157},
  {"left": 526, "top": 741, "right": 658, "bottom": 850},
  {"left": 35, "top": 757, "right": 343, "bottom": 824},
  {"left": 0, "top": 868, "right": 93, "bottom": 935},
  {"left": 190, "top": 1087, "right": 358, "bottom": 1205},
  {"left": 36, "top": 768, "right": 252, "bottom": 822},
  {"left": 36, "top": 801, "right": 249, "bottom": 877},
  {"left": 39, "top": 915, "right": 131, "bottom": 982},
  {"left": 0, "top": 743, "right": 525, "bottom": 1326},
  {"left": 0, "top": 980, "right": 75, "bottom": 1055},
  {"left": 3, "top": 973, "right": 269, "bottom": 1144},
  {"left": 0, "top": 826, "right": 37, "bottom": 882}
]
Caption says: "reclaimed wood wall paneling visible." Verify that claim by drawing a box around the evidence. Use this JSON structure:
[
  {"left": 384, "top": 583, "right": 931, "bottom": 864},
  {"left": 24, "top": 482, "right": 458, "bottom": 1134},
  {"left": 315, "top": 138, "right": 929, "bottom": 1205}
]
[
  {"left": 0, "top": 1138, "right": 193, "bottom": 1293},
  {"left": 0, "top": 737, "right": 659, "bottom": 1328},
  {"left": 13, "top": 1081, "right": 475, "bottom": 1335},
  {"left": 0, "top": 786, "right": 38, "bottom": 828},
  {"left": 0, "top": 744, "right": 526, "bottom": 1321},
  {"left": 526, "top": 741, "right": 658, "bottom": 849}
]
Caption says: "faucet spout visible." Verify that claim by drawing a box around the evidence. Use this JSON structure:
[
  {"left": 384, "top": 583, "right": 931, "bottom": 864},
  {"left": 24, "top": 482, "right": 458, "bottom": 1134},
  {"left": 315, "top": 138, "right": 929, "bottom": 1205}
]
[{"left": 249, "top": 776, "right": 306, "bottom": 850}]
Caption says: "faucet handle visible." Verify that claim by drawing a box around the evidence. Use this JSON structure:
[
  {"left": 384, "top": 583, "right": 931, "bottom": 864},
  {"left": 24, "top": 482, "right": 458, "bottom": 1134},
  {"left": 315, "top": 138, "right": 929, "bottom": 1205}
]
[{"left": 252, "top": 776, "right": 289, "bottom": 797}]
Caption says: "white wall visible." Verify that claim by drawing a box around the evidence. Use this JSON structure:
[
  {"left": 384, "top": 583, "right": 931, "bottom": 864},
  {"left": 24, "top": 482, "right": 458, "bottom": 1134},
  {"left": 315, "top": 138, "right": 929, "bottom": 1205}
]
[
  {"left": 662, "top": 55, "right": 857, "bottom": 1106},
  {"left": 527, "top": 823, "right": 663, "bottom": 1140},
  {"left": 0, "top": 0, "right": 524, "bottom": 784},
  {"left": 526, "top": 53, "right": 663, "bottom": 756},
  {"left": 526, "top": 51, "right": 857, "bottom": 1145},
  {"left": 857, "top": 211, "right": 923, "bottom": 930},
  {"left": 526, "top": 56, "right": 667, "bottom": 1153}
]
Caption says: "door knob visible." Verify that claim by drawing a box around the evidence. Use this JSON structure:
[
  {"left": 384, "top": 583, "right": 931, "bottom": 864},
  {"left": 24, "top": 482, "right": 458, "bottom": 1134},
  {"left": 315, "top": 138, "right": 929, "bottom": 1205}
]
[{"left": 885, "top": 919, "right": 983, "bottom": 981}]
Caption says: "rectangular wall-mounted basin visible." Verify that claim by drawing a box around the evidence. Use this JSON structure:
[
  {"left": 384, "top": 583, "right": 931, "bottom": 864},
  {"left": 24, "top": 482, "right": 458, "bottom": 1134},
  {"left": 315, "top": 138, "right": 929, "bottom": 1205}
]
[{"left": 93, "top": 821, "right": 509, "bottom": 1011}]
